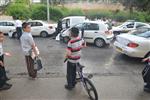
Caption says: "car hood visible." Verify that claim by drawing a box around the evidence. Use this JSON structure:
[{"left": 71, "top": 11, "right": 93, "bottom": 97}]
[
  {"left": 112, "top": 26, "right": 123, "bottom": 31},
  {"left": 117, "top": 34, "right": 147, "bottom": 42}
]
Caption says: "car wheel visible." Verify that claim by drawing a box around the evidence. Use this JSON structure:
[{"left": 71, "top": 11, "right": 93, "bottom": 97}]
[
  {"left": 12, "top": 32, "right": 17, "bottom": 38},
  {"left": 40, "top": 31, "right": 48, "bottom": 38},
  {"left": 94, "top": 38, "right": 105, "bottom": 48},
  {"left": 63, "top": 36, "right": 70, "bottom": 43}
]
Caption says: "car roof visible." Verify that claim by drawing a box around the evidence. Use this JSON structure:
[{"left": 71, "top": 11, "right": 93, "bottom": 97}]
[
  {"left": 0, "top": 20, "right": 15, "bottom": 22},
  {"left": 62, "top": 16, "right": 85, "bottom": 20}
]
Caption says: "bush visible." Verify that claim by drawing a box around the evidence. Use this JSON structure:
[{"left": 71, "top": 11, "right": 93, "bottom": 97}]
[
  {"left": 31, "top": 5, "right": 47, "bottom": 20},
  {"left": 6, "top": 4, "right": 30, "bottom": 20},
  {"left": 49, "top": 7, "right": 64, "bottom": 21}
]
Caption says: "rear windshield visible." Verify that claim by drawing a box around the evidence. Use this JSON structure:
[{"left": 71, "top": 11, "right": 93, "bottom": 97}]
[{"left": 133, "top": 31, "right": 150, "bottom": 38}]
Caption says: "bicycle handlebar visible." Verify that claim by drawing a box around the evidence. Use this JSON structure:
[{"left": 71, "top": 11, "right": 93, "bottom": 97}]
[{"left": 64, "top": 58, "right": 68, "bottom": 63}]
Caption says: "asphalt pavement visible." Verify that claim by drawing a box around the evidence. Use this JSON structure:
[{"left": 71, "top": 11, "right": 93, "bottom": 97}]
[{"left": 0, "top": 37, "right": 150, "bottom": 100}]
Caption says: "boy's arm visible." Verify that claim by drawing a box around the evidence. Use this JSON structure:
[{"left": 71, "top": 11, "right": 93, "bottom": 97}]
[{"left": 0, "top": 61, "right": 4, "bottom": 67}]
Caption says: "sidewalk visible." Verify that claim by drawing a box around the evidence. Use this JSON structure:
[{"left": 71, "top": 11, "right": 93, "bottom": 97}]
[{"left": 0, "top": 75, "right": 150, "bottom": 100}]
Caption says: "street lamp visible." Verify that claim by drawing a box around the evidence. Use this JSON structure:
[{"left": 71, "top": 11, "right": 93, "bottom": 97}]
[{"left": 47, "top": 0, "right": 50, "bottom": 22}]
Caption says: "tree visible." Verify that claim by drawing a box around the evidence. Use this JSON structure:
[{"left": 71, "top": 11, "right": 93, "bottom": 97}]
[{"left": 119, "top": 0, "right": 150, "bottom": 13}]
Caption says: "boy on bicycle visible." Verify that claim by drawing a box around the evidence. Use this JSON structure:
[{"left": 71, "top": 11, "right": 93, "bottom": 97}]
[{"left": 65, "top": 27, "right": 86, "bottom": 90}]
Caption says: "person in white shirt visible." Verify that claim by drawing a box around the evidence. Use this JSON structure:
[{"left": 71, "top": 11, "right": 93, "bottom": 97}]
[
  {"left": 20, "top": 22, "right": 39, "bottom": 79},
  {"left": 15, "top": 17, "right": 22, "bottom": 39}
]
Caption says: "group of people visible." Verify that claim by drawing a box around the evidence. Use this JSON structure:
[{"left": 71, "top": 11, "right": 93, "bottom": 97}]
[
  {"left": 0, "top": 20, "right": 86, "bottom": 91},
  {"left": 0, "top": 22, "right": 39, "bottom": 90}
]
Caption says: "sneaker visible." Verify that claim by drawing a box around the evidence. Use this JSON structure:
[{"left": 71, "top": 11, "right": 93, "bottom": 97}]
[
  {"left": 5, "top": 77, "right": 11, "bottom": 81},
  {"left": 65, "top": 84, "right": 74, "bottom": 90},
  {"left": 0, "top": 83, "right": 12, "bottom": 91},
  {"left": 144, "top": 85, "right": 150, "bottom": 93}
]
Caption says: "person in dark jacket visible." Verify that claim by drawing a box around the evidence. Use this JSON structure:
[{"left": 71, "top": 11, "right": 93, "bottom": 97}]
[{"left": 0, "top": 31, "right": 12, "bottom": 91}]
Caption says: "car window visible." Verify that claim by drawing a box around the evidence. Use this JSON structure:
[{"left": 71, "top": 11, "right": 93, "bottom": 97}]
[
  {"left": 0, "top": 22, "right": 4, "bottom": 26},
  {"left": 0, "top": 22, "right": 7, "bottom": 26},
  {"left": 36, "top": 22, "right": 43, "bottom": 26},
  {"left": 136, "top": 23, "right": 146, "bottom": 28},
  {"left": 74, "top": 23, "right": 83, "bottom": 30},
  {"left": 29, "top": 22, "right": 36, "bottom": 27},
  {"left": 84, "top": 23, "right": 99, "bottom": 30},
  {"left": 133, "top": 31, "right": 150, "bottom": 38},
  {"left": 126, "top": 23, "right": 134, "bottom": 28},
  {"left": 7, "top": 22, "right": 15, "bottom": 26}
]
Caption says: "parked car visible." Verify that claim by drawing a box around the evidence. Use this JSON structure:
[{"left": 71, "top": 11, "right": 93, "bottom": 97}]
[
  {"left": 128, "top": 26, "right": 150, "bottom": 35},
  {"left": 112, "top": 21, "right": 150, "bottom": 36},
  {"left": 61, "top": 16, "right": 86, "bottom": 30},
  {"left": 9, "top": 20, "right": 56, "bottom": 38},
  {"left": 0, "top": 20, "right": 15, "bottom": 35},
  {"left": 114, "top": 30, "right": 150, "bottom": 58},
  {"left": 60, "top": 21, "right": 114, "bottom": 48}
]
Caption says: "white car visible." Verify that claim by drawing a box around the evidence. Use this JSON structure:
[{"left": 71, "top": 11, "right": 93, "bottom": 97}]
[
  {"left": 8, "top": 20, "right": 56, "bottom": 38},
  {"left": 114, "top": 31, "right": 150, "bottom": 58},
  {"left": 112, "top": 21, "right": 150, "bottom": 36},
  {"left": 0, "top": 20, "right": 16, "bottom": 35},
  {"left": 60, "top": 21, "right": 114, "bottom": 48}
]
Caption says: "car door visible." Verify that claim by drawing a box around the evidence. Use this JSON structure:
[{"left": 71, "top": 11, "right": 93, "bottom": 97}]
[
  {"left": 6, "top": 22, "right": 15, "bottom": 33},
  {"left": 0, "top": 22, "right": 7, "bottom": 33},
  {"left": 83, "top": 23, "right": 99, "bottom": 43},
  {"left": 29, "top": 22, "right": 43, "bottom": 36},
  {"left": 125, "top": 22, "right": 135, "bottom": 32}
]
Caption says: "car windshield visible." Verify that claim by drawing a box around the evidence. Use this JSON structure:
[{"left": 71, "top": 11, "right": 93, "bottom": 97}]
[
  {"left": 133, "top": 31, "right": 150, "bottom": 38},
  {"left": 129, "top": 27, "right": 150, "bottom": 34}
]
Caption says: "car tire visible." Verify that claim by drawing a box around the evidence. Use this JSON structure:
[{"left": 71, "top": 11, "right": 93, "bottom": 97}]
[
  {"left": 94, "top": 38, "right": 105, "bottom": 48},
  {"left": 12, "top": 32, "right": 17, "bottom": 38},
  {"left": 40, "top": 31, "right": 48, "bottom": 38},
  {"left": 63, "top": 36, "right": 70, "bottom": 43}
]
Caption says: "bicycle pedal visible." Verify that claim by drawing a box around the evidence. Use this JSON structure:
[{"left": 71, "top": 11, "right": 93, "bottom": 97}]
[{"left": 88, "top": 74, "right": 93, "bottom": 79}]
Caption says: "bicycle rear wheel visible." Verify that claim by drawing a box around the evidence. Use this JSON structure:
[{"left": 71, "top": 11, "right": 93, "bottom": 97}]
[{"left": 83, "top": 78, "right": 98, "bottom": 100}]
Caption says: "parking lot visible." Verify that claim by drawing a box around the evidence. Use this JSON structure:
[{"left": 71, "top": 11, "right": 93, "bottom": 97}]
[
  {"left": 1, "top": 36, "right": 150, "bottom": 100},
  {"left": 2, "top": 36, "right": 144, "bottom": 78}
]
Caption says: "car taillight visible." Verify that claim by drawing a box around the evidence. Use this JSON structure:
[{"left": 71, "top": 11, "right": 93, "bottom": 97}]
[
  {"left": 127, "top": 42, "right": 139, "bottom": 48},
  {"left": 49, "top": 26, "right": 53, "bottom": 29}
]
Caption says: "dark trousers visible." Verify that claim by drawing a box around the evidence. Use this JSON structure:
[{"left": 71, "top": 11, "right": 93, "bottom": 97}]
[
  {"left": 0, "top": 55, "right": 7, "bottom": 88},
  {"left": 16, "top": 27, "right": 22, "bottom": 39},
  {"left": 67, "top": 61, "right": 76, "bottom": 87},
  {"left": 25, "top": 56, "right": 37, "bottom": 78}
]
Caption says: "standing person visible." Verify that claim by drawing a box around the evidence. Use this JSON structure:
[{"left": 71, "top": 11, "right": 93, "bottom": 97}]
[
  {"left": 20, "top": 22, "right": 39, "bottom": 79},
  {"left": 0, "top": 31, "right": 12, "bottom": 90},
  {"left": 65, "top": 27, "right": 86, "bottom": 90},
  {"left": 53, "top": 19, "right": 62, "bottom": 38},
  {"left": 142, "top": 57, "right": 150, "bottom": 92},
  {"left": 15, "top": 17, "right": 22, "bottom": 39}
]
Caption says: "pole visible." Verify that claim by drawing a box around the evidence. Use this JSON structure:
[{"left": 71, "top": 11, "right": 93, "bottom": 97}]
[{"left": 47, "top": 0, "right": 50, "bottom": 22}]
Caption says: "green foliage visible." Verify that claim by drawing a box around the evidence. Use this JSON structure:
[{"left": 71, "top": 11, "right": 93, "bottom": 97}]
[
  {"left": 6, "top": 4, "right": 30, "bottom": 20},
  {"left": 31, "top": 5, "right": 47, "bottom": 20},
  {"left": 5, "top": 1, "right": 150, "bottom": 22}
]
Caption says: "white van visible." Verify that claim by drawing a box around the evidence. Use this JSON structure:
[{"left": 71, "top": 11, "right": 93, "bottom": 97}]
[{"left": 61, "top": 16, "right": 86, "bottom": 30}]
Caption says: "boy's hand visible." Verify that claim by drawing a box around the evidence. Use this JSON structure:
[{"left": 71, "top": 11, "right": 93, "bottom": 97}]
[
  {"left": 5, "top": 52, "right": 12, "bottom": 57},
  {"left": 142, "top": 58, "right": 148, "bottom": 62},
  {"left": 0, "top": 61, "right": 4, "bottom": 66}
]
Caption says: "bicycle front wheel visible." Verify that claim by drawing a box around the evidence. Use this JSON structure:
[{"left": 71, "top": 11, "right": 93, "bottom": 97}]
[{"left": 83, "top": 78, "right": 98, "bottom": 100}]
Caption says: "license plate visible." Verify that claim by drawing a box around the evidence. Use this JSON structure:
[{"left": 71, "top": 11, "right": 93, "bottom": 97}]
[{"left": 116, "top": 46, "right": 122, "bottom": 52}]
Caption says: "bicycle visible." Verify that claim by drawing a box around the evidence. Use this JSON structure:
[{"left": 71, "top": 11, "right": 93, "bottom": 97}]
[{"left": 64, "top": 58, "right": 98, "bottom": 100}]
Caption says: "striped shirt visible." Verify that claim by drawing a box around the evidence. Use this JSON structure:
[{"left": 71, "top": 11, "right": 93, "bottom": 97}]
[{"left": 67, "top": 37, "right": 84, "bottom": 63}]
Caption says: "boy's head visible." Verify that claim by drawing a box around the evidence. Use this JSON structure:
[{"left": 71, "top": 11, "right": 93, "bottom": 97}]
[
  {"left": 22, "top": 22, "right": 31, "bottom": 33},
  {"left": 70, "top": 27, "right": 79, "bottom": 37},
  {"left": 0, "top": 31, "right": 4, "bottom": 42}
]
